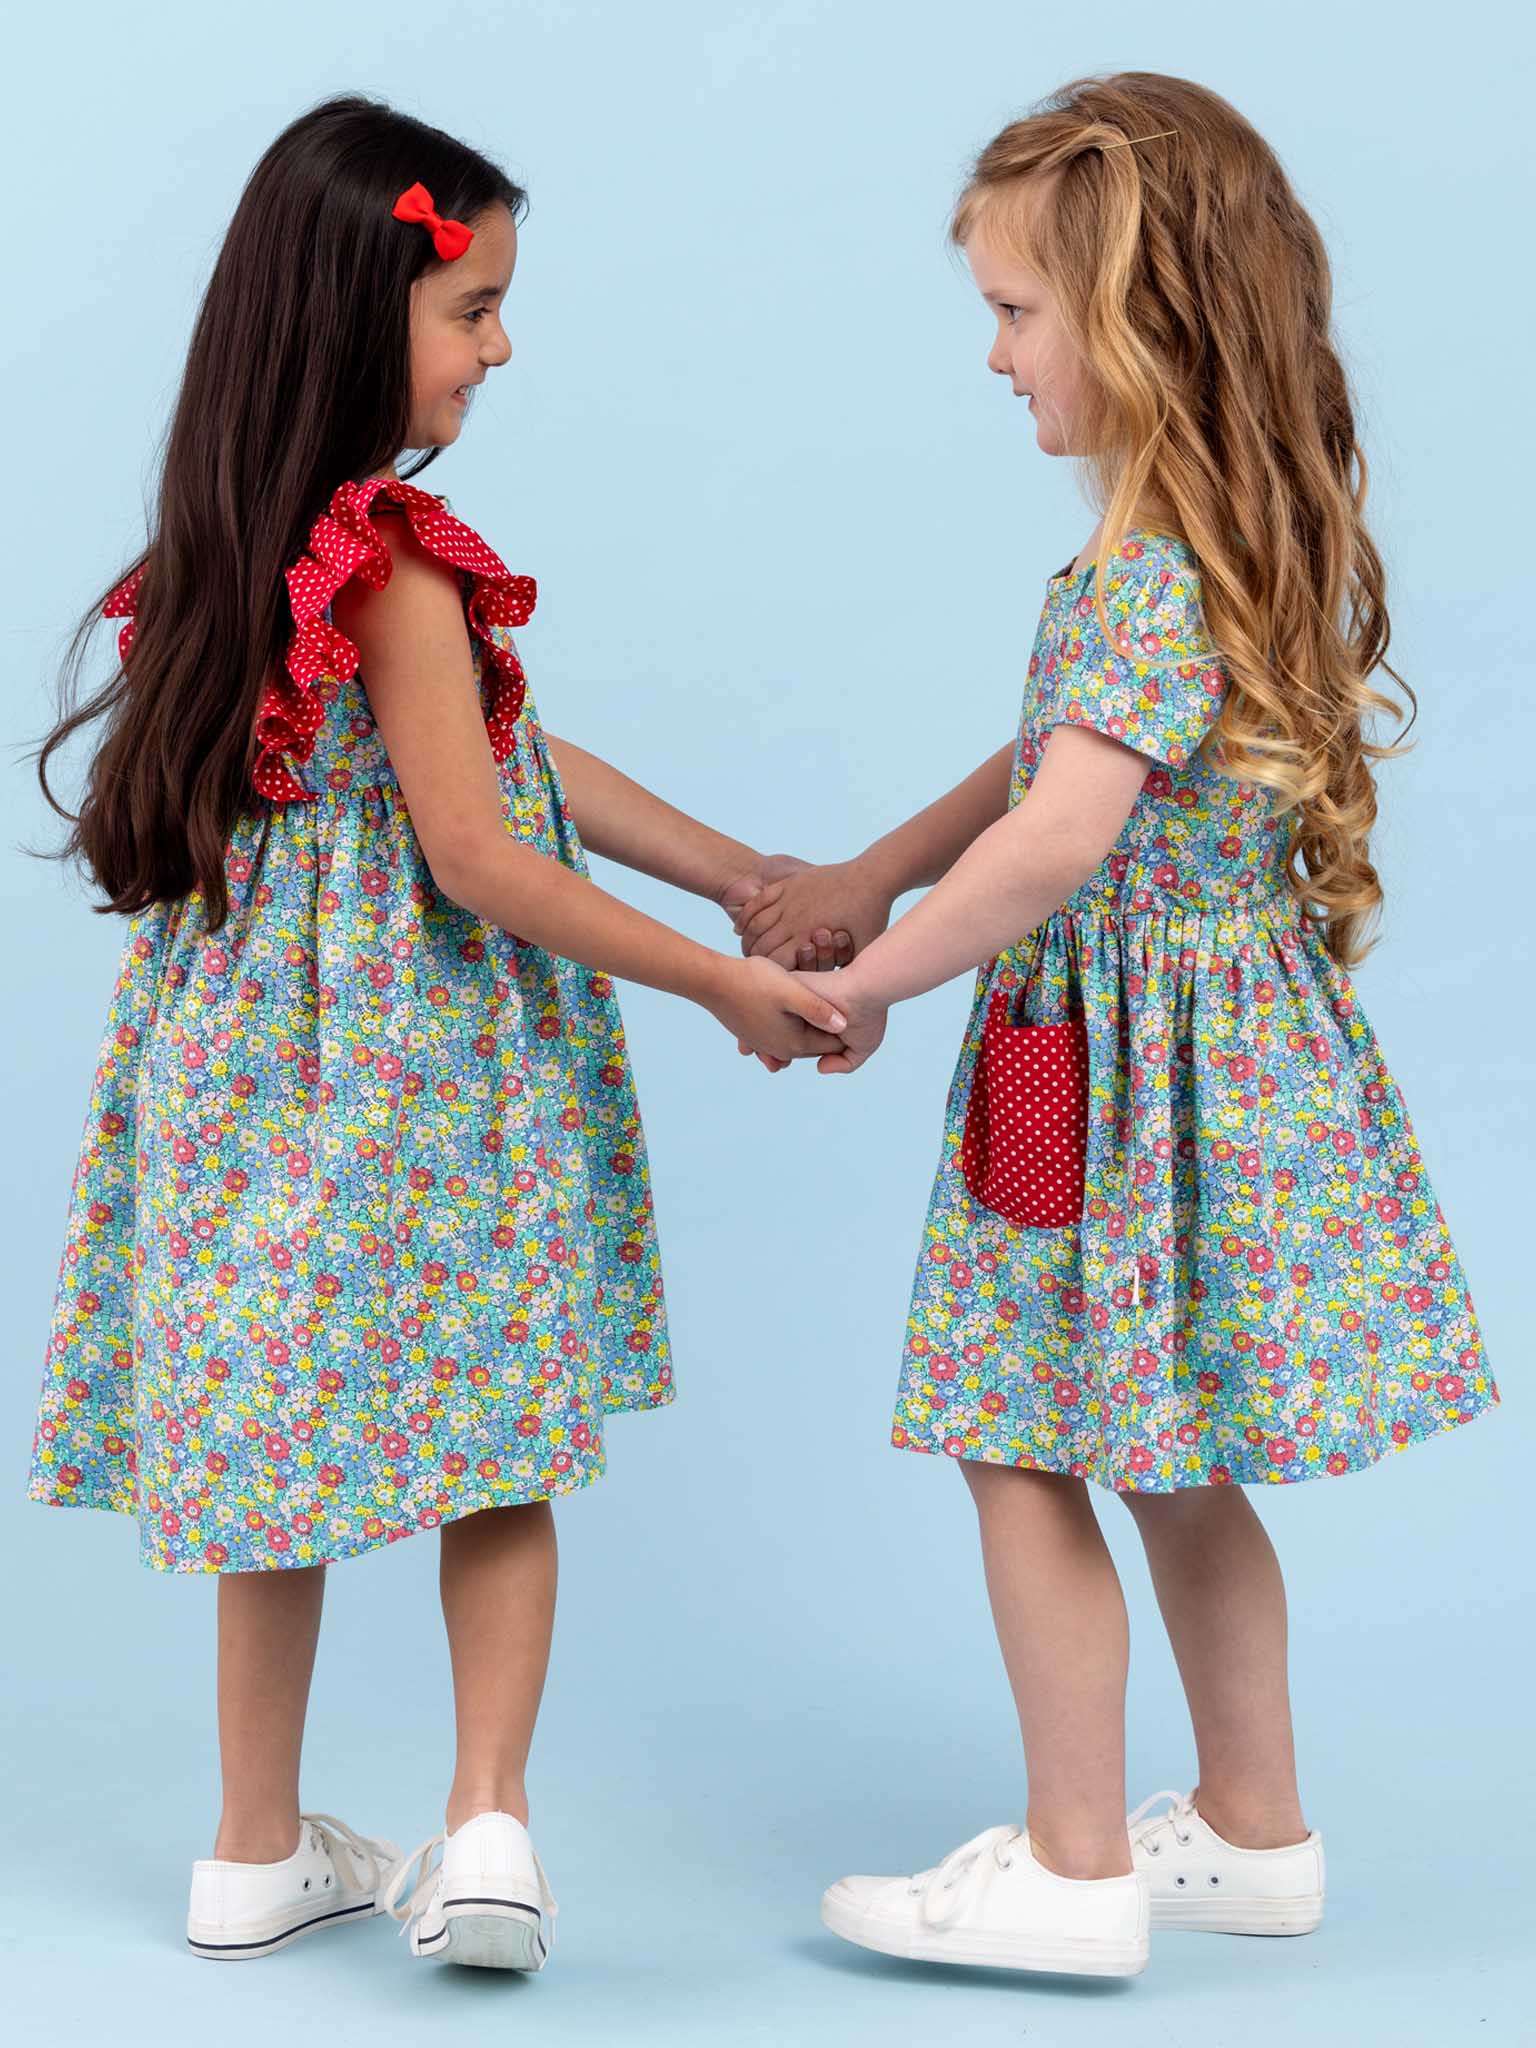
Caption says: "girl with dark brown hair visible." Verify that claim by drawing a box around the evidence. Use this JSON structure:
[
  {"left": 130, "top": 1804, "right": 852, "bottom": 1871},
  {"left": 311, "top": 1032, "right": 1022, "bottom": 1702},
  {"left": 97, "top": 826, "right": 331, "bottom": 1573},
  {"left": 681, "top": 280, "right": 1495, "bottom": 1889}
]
[{"left": 27, "top": 93, "right": 847, "bottom": 1970}]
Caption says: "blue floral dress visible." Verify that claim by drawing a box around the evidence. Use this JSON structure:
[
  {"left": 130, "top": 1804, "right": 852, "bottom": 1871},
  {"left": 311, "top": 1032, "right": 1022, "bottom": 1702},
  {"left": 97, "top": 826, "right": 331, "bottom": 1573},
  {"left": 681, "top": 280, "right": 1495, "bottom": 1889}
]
[
  {"left": 894, "top": 531, "right": 1497, "bottom": 1489},
  {"left": 29, "top": 480, "right": 671, "bottom": 1571}
]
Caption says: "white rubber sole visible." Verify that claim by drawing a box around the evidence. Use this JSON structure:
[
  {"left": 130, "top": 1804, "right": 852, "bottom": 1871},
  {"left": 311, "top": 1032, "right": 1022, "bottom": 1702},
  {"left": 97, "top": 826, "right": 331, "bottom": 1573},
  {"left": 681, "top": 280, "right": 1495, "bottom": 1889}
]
[
  {"left": 413, "top": 1898, "right": 548, "bottom": 1970},
  {"left": 821, "top": 1889, "right": 1148, "bottom": 1978},
  {"left": 187, "top": 1893, "right": 378, "bottom": 1961},
  {"left": 1151, "top": 1891, "right": 1323, "bottom": 1936}
]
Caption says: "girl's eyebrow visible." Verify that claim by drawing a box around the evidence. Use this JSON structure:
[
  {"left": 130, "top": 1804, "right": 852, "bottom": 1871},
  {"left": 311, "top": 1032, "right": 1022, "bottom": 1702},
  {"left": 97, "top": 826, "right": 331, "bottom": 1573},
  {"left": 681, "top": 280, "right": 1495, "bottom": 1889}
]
[{"left": 454, "top": 282, "right": 503, "bottom": 309}]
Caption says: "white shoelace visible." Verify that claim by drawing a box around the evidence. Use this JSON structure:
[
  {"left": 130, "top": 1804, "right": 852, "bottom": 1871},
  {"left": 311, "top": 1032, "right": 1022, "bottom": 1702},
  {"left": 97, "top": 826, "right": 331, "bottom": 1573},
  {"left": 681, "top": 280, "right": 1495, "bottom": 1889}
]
[
  {"left": 381, "top": 1832, "right": 448, "bottom": 1933},
  {"left": 1125, "top": 1788, "right": 1196, "bottom": 1856},
  {"left": 907, "top": 1824, "right": 1024, "bottom": 1931},
  {"left": 301, "top": 1811, "right": 391, "bottom": 1894},
  {"left": 379, "top": 1828, "right": 560, "bottom": 1946}
]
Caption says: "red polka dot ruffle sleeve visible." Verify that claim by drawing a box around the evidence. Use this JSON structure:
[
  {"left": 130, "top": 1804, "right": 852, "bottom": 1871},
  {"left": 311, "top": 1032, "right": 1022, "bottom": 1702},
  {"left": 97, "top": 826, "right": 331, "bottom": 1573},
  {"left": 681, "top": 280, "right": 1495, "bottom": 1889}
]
[{"left": 253, "top": 478, "right": 537, "bottom": 803}]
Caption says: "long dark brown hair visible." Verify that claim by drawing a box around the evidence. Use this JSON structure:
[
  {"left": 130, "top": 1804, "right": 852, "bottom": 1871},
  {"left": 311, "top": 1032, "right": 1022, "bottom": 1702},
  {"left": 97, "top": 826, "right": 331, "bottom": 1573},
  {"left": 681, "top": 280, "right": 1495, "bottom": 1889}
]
[{"left": 37, "top": 95, "right": 526, "bottom": 928}]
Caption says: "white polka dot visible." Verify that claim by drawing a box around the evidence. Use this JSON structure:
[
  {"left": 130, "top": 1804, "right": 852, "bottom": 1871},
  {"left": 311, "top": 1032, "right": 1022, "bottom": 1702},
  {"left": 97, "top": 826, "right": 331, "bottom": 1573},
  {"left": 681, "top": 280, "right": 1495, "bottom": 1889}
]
[{"left": 233, "top": 479, "right": 538, "bottom": 802}]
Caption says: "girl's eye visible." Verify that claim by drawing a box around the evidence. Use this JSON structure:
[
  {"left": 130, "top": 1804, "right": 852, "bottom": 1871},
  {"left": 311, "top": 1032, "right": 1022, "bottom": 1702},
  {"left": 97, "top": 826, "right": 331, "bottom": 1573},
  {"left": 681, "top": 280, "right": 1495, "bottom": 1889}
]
[
  {"left": 1000, "top": 304, "right": 1024, "bottom": 323},
  {"left": 466, "top": 308, "right": 488, "bottom": 324}
]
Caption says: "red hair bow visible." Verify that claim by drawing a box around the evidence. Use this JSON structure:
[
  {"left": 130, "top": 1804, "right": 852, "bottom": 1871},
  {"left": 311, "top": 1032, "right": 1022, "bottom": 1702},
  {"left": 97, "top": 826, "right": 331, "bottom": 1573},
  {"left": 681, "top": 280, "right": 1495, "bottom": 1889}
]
[{"left": 392, "top": 182, "right": 474, "bottom": 262}]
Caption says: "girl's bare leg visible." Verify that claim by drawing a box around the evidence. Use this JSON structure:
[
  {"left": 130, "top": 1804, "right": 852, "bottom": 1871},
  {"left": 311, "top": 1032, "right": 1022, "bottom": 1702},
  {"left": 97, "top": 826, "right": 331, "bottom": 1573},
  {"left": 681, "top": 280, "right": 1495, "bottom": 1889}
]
[
  {"left": 1119, "top": 1485, "right": 1308, "bottom": 1847},
  {"left": 214, "top": 1564, "right": 326, "bottom": 1861},
  {"left": 439, "top": 1500, "right": 558, "bottom": 1833},
  {"left": 961, "top": 1461, "right": 1133, "bottom": 1879}
]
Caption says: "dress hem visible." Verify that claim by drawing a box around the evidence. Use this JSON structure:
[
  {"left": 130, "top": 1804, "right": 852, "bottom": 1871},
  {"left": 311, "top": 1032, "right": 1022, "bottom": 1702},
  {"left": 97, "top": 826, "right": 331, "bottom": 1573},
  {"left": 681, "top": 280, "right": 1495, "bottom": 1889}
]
[
  {"left": 889, "top": 1388, "right": 1499, "bottom": 1493},
  {"left": 25, "top": 1392, "right": 673, "bottom": 1574}
]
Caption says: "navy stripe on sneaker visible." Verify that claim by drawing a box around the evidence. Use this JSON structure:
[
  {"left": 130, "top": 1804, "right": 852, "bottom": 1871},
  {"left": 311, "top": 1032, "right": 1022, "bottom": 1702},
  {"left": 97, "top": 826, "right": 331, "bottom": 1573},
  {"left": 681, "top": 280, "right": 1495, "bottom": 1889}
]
[{"left": 187, "top": 1898, "right": 375, "bottom": 1952}]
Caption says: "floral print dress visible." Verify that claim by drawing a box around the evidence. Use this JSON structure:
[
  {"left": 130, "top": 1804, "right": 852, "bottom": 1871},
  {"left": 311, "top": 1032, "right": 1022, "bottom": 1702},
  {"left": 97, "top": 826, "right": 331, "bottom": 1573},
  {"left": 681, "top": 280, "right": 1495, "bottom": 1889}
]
[
  {"left": 29, "top": 480, "right": 671, "bottom": 1572},
  {"left": 894, "top": 531, "right": 1497, "bottom": 1490}
]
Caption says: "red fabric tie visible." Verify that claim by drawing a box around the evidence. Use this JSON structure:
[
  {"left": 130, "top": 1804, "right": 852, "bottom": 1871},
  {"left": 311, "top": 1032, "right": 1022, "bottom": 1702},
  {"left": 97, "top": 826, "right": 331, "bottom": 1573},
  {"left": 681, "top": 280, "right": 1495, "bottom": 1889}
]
[{"left": 392, "top": 182, "right": 474, "bottom": 262}]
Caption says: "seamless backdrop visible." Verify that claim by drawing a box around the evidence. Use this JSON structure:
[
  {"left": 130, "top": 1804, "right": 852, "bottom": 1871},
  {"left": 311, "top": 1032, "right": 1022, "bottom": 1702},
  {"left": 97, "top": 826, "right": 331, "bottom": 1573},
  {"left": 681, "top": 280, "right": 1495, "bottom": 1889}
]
[{"left": 2, "top": 3, "right": 1529, "bottom": 2044}]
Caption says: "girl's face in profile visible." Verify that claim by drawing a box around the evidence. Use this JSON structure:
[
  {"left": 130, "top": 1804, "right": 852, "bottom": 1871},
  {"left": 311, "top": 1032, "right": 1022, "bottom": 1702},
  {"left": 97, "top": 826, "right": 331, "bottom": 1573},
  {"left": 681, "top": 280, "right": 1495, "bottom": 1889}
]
[
  {"left": 966, "top": 222, "right": 1086, "bottom": 459},
  {"left": 406, "top": 201, "right": 519, "bottom": 449}
]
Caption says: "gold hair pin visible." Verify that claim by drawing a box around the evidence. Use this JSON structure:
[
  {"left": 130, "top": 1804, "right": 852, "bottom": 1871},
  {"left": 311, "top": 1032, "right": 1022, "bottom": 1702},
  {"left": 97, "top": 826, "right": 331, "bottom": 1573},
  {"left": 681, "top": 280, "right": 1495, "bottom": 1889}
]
[{"left": 1100, "top": 128, "right": 1179, "bottom": 150}]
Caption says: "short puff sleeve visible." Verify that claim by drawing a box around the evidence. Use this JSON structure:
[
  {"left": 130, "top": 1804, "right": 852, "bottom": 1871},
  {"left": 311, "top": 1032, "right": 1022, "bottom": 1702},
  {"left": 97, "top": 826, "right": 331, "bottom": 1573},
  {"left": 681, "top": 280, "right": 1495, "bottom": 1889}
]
[{"left": 1045, "top": 536, "right": 1226, "bottom": 770}]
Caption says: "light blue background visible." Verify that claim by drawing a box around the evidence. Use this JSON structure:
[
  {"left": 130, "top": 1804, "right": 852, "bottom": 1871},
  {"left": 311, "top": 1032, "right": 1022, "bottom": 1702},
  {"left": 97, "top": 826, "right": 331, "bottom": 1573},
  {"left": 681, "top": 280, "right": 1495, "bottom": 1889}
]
[{"left": 3, "top": 3, "right": 1529, "bottom": 2042}]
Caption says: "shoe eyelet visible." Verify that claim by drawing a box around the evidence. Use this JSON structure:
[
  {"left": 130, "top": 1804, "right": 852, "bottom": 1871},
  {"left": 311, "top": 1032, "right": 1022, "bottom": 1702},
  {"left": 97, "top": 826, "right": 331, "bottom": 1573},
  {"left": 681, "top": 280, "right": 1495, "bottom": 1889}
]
[
  {"left": 1146, "top": 1842, "right": 1160, "bottom": 1856},
  {"left": 996, "top": 1855, "right": 1013, "bottom": 1871},
  {"left": 1175, "top": 1876, "right": 1187, "bottom": 1887},
  {"left": 302, "top": 1878, "right": 311, "bottom": 1891},
  {"left": 1176, "top": 1832, "right": 1191, "bottom": 1846},
  {"left": 323, "top": 1874, "right": 332, "bottom": 1886},
  {"left": 1208, "top": 1875, "right": 1220, "bottom": 1886}
]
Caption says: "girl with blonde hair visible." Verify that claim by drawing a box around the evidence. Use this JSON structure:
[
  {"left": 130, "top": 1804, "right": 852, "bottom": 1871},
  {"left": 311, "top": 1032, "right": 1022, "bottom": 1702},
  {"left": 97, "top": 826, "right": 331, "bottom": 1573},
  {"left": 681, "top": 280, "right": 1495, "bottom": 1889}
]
[{"left": 736, "top": 71, "right": 1499, "bottom": 1980}]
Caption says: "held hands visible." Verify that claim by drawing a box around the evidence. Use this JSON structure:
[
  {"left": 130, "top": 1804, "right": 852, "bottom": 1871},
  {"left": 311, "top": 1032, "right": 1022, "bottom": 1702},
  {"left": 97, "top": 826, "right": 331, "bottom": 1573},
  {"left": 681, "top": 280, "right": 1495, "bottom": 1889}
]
[
  {"left": 734, "top": 965, "right": 889, "bottom": 1077},
  {"left": 717, "top": 853, "right": 851, "bottom": 971},
  {"left": 715, "top": 848, "right": 894, "bottom": 1075},
  {"left": 706, "top": 955, "right": 849, "bottom": 1067},
  {"left": 723, "top": 855, "right": 894, "bottom": 972},
  {"left": 790, "top": 968, "right": 887, "bottom": 1075}
]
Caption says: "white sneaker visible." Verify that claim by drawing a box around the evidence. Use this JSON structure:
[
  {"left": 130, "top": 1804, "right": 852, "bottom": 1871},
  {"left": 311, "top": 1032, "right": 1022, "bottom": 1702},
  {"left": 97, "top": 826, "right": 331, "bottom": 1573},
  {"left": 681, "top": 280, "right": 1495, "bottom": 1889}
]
[
  {"left": 1127, "top": 1789, "right": 1324, "bottom": 1934},
  {"left": 821, "top": 1824, "right": 1150, "bottom": 1977},
  {"left": 382, "top": 1811, "right": 557, "bottom": 1970},
  {"left": 187, "top": 1812, "right": 400, "bottom": 1961}
]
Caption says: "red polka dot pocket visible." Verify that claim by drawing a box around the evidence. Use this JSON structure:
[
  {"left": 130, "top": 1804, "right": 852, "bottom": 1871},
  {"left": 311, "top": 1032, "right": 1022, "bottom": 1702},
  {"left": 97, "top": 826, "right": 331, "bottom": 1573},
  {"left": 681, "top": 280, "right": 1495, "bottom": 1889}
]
[{"left": 960, "top": 986, "right": 1089, "bottom": 1229}]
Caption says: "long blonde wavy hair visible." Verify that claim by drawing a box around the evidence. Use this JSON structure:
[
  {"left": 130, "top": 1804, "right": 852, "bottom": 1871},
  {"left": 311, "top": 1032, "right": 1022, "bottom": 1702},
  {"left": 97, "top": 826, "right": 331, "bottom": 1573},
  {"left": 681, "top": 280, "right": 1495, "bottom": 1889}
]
[{"left": 954, "top": 73, "right": 1412, "bottom": 966}]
